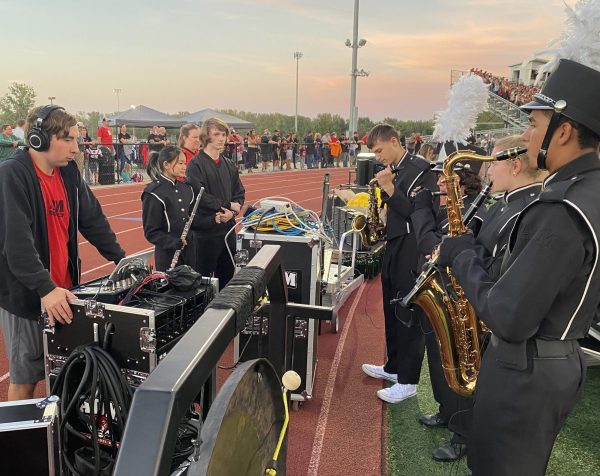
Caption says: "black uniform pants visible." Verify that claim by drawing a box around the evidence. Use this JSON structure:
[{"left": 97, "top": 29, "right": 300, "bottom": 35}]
[
  {"left": 423, "top": 317, "right": 472, "bottom": 443},
  {"left": 193, "top": 232, "right": 236, "bottom": 290},
  {"left": 469, "top": 340, "right": 585, "bottom": 476},
  {"left": 381, "top": 236, "right": 425, "bottom": 384}
]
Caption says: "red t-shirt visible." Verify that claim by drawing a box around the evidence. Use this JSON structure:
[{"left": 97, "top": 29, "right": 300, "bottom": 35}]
[
  {"left": 33, "top": 161, "right": 72, "bottom": 289},
  {"left": 97, "top": 126, "right": 113, "bottom": 149}
]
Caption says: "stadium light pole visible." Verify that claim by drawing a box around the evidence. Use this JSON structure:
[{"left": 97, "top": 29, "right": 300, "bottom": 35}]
[
  {"left": 345, "top": 0, "right": 369, "bottom": 135},
  {"left": 48, "top": 96, "right": 56, "bottom": 105},
  {"left": 294, "top": 51, "right": 303, "bottom": 133},
  {"left": 113, "top": 88, "right": 122, "bottom": 113}
]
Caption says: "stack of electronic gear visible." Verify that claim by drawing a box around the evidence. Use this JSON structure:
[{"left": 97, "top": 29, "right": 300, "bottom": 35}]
[{"left": 45, "top": 273, "right": 216, "bottom": 389}]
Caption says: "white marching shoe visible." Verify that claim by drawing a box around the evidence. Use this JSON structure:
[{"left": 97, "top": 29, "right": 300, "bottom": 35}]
[
  {"left": 361, "top": 364, "right": 398, "bottom": 383},
  {"left": 376, "top": 383, "right": 417, "bottom": 404}
]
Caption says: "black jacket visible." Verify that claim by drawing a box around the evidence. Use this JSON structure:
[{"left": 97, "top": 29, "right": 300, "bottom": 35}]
[
  {"left": 0, "top": 149, "right": 125, "bottom": 319},
  {"left": 185, "top": 150, "right": 245, "bottom": 236},
  {"left": 382, "top": 152, "right": 437, "bottom": 241}
]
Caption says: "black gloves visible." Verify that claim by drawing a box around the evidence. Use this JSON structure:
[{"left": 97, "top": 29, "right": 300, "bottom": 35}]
[
  {"left": 437, "top": 233, "right": 476, "bottom": 267},
  {"left": 412, "top": 188, "right": 433, "bottom": 211}
]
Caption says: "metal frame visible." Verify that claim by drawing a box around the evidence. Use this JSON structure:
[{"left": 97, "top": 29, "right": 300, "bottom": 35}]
[{"left": 114, "top": 245, "right": 289, "bottom": 476}]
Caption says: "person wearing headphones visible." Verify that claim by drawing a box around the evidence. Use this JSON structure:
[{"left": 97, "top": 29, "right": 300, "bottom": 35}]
[{"left": 0, "top": 105, "right": 125, "bottom": 401}]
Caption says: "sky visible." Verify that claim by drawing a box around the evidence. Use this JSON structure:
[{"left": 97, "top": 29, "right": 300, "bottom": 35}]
[{"left": 0, "top": 0, "right": 569, "bottom": 121}]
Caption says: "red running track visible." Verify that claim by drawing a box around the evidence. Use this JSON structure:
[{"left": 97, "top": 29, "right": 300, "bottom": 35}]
[{"left": 0, "top": 168, "right": 387, "bottom": 475}]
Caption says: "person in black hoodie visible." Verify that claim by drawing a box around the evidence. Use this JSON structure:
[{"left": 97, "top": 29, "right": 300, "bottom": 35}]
[
  {"left": 186, "top": 117, "right": 245, "bottom": 289},
  {"left": 0, "top": 105, "right": 125, "bottom": 400}
]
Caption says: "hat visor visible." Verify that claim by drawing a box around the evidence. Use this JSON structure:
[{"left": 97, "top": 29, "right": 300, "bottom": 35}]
[{"left": 520, "top": 98, "right": 553, "bottom": 112}]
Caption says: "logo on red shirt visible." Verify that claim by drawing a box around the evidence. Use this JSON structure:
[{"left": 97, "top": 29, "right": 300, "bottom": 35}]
[{"left": 49, "top": 199, "right": 65, "bottom": 218}]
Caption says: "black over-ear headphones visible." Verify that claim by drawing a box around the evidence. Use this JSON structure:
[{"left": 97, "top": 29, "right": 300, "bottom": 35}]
[{"left": 27, "top": 105, "right": 65, "bottom": 152}]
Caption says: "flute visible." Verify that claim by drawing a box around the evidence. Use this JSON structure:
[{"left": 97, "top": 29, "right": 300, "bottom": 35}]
[{"left": 169, "top": 186, "right": 204, "bottom": 270}]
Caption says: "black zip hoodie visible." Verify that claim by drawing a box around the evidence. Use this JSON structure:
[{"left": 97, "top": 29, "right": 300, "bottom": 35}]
[{"left": 0, "top": 148, "right": 125, "bottom": 319}]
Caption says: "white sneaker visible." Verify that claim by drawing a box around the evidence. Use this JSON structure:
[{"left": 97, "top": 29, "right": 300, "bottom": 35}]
[
  {"left": 377, "top": 383, "right": 417, "bottom": 404},
  {"left": 361, "top": 364, "right": 398, "bottom": 383}
]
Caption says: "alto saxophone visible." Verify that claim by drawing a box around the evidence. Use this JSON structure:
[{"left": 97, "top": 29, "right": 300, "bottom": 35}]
[
  {"left": 400, "top": 147, "right": 524, "bottom": 396},
  {"left": 351, "top": 177, "right": 385, "bottom": 247}
]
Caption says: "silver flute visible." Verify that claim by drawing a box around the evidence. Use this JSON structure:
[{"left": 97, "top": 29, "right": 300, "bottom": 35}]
[{"left": 169, "top": 186, "right": 204, "bottom": 270}]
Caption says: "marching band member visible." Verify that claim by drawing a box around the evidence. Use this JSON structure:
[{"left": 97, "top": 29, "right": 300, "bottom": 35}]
[
  {"left": 142, "top": 145, "right": 197, "bottom": 271},
  {"left": 416, "top": 135, "right": 546, "bottom": 463},
  {"left": 437, "top": 51, "right": 600, "bottom": 476},
  {"left": 361, "top": 123, "right": 437, "bottom": 403}
]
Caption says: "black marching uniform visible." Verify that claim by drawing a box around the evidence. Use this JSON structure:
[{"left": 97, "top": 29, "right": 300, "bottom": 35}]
[
  {"left": 381, "top": 152, "right": 437, "bottom": 384},
  {"left": 186, "top": 150, "right": 245, "bottom": 290},
  {"left": 142, "top": 174, "right": 196, "bottom": 271},
  {"left": 414, "top": 183, "right": 542, "bottom": 452},
  {"left": 442, "top": 153, "right": 600, "bottom": 475}
]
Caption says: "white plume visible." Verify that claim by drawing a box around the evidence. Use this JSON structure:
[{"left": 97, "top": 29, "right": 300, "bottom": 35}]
[
  {"left": 432, "top": 74, "right": 489, "bottom": 145},
  {"left": 536, "top": 0, "right": 600, "bottom": 83}
]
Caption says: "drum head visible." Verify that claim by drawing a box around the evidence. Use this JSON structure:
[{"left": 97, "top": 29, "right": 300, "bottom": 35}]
[{"left": 189, "top": 359, "right": 285, "bottom": 476}]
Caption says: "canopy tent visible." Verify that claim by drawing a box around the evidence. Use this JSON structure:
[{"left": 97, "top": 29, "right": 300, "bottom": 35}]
[
  {"left": 106, "top": 105, "right": 186, "bottom": 128},
  {"left": 181, "top": 108, "right": 255, "bottom": 129}
]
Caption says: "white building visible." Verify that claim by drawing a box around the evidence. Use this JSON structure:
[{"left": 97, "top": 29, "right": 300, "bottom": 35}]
[{"left": 508, "top": 58, "right": 549, "bottom": 86}]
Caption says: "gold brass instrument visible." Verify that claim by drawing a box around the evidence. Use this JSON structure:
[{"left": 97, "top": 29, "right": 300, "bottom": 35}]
[
  {"left": 351, "top": 177, "right": 385, "bottom": 247},
  {"left": 400, "top": 147, "right": 525, "bottom": 396}
]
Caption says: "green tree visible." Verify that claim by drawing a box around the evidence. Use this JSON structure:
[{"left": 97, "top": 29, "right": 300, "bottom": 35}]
[{"left": 0, "top": 82, "right": 36, "bottom": 125}]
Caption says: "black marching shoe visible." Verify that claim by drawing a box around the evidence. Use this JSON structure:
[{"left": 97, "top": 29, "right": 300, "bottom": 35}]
[
  {"left": 418, "top": 413, "right": 447, "bottom": 428},
  {"left": 432, "top": 442, "right": 467, "bottom": 462}
]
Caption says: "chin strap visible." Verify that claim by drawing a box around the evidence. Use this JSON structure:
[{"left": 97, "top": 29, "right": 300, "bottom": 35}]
[{"left": 536, "top": 100, "right": 567, "bottom": 170}]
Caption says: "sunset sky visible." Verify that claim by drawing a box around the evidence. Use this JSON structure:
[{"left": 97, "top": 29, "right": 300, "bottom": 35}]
[{"left": 0, "top": 0, "right": 568, "bottom": 120}]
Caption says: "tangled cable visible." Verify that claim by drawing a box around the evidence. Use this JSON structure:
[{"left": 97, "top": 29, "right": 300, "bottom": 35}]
[{"left": 51, "top": 330, "right": 133, "bottom": 476}]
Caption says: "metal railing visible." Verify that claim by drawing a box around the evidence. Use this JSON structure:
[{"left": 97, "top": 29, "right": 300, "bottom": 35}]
[{"left": 113, "top": 245, "right": 289, "bottom": 476}]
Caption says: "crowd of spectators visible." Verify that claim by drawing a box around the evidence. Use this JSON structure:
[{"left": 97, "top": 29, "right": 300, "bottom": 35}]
[
  {"left": 470, "top": 68, "right": 541, "bottom": 107},
  {"left": 3, "top": 114, "right": 434, "bottom": 182}
]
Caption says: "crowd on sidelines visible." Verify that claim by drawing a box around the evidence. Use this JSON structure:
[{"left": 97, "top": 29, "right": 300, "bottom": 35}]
[{"left": 2, "top": 117, "right": 432, "bottom": 184}]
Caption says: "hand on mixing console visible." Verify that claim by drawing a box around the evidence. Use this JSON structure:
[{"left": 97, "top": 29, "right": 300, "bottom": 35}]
[{"left": 41, "top": 287, "right": 78, "bottom": 326}]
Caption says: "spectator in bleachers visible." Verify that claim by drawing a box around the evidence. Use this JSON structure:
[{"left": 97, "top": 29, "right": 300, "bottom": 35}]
[{"left": 470, "top": 68, "right": 540, "bottom": 106}]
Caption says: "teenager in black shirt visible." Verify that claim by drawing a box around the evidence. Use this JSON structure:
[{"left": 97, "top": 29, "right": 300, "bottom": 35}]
[{"left": 186, "top": 118, "right": 245, "bottom": 289}]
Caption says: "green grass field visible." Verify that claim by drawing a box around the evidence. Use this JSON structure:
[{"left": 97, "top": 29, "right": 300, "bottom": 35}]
[{"left": 387, "top": 358, "right": 600, "bottom": 476}]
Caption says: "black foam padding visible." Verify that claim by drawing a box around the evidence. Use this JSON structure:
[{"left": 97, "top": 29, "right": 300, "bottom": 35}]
[{"left": 207, "top": 267, "right": 266, "bottom": 334}]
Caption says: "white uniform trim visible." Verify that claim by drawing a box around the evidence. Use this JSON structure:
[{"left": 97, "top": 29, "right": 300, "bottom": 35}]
[
  {"left": 407, "top": 170, "right": 426, "bottom": 197},
  {"left": 560, "top": 200, "right": 599, "bottom": 340},
  {"left": 150, "top": 193, "right": 170, "bottom": 233}
]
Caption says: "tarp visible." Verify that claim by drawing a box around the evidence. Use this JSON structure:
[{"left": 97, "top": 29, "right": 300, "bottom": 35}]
[
  {"left": 106, "top": 105, "right": 186, "bottom": 128},
  {"left": 181, "top": 108, "right": 255, "bottom": 129}
]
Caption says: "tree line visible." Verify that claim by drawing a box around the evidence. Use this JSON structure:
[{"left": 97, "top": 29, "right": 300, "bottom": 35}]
[{"left": 1, "top": 82, "right": 502, "bottom": 140}]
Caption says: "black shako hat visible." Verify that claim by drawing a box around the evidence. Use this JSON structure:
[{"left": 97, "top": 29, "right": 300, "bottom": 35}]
[{"left": 521, "top": 59, "right": 600, "bottom": 137}]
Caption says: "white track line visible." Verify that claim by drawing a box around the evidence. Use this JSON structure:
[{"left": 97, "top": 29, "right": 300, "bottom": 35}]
[
  {"left": 80, "top": 246, "right": 154, "bottom": 276},
  {"left": 0, "top": 372, "right": 10, "bottom": 383},
  {"left": 307, "top": 282, "right": 367, "bottom": 476}
]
